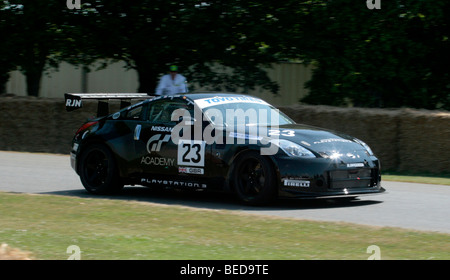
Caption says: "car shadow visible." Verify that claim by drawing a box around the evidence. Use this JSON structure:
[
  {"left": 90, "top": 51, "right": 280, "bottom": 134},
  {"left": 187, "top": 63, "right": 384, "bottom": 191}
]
[{"left": 41, "top": 185, "right": 383, "bottom": 212}]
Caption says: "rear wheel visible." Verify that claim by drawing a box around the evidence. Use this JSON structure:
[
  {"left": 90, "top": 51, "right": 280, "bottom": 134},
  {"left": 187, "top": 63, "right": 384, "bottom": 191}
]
[
  {"left": 79, "top": 144, "right": 123, "bottom": 194},
  {"left": 232, "top": 151, "right": 277, "bottom": 205}
]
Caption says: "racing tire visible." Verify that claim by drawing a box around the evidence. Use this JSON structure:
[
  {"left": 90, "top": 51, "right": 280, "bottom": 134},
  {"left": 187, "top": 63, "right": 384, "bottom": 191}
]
[
  {"left": 79, "top": 144, "right": 124, "bottom": 194},
  {"left": 232, "top": 151, "right": 277, "bottom": 206}
]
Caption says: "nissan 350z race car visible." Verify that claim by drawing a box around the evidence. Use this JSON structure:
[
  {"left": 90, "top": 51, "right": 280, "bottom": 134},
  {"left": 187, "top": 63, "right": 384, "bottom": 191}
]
[{"left": 66, "top": 92, "right": 385, "bottom": 205}]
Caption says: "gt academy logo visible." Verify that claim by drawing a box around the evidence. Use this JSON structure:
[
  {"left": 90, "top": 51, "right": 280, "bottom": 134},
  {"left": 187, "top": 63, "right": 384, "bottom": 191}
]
[
  {"left": 142, "top": 134, "right": 173, "bottom": 165},
  {"left": 141, "top": 156, "right": 175, "bottom": 166},
  {"left": 147, "top": 134, "right": 171, "bottom": 153}
]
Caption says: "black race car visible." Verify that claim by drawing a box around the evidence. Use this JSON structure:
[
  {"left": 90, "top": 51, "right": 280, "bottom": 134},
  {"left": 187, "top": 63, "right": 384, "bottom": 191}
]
[{"left": 66, "top": 92, "right": 385, "bottom": 205}]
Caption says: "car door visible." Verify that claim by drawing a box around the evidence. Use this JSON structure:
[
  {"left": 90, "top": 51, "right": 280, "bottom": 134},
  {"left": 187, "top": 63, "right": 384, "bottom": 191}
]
[
  {"left": 134, "top": 99, "right": 180, "bottom": 176},
  {"left": 134, "top": 97, "right": 212, "bottom": 188}
]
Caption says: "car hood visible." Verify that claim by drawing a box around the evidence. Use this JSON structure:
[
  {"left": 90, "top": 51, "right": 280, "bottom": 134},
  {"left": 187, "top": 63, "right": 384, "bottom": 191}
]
[{"left": 271, "top": 124, "right": 369, "bottom": 156}]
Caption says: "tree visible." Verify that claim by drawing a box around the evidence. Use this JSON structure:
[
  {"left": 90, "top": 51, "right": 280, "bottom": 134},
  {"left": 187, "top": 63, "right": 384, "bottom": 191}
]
[
  {"left": 0, "top": 3, "right": 17, "bottom": 94},
  {"left": 2, "top": 1, "right": 90, "bottom": 97},
  {"left": 0, "top": 0, "right": 79, "bottom": 96},
  {"left": 4, "top": 1, "right": 57, "bottom": 96},
  {"left": 284, "top": 0, "right": 450, "bottom": 110},
  {"left": 76, "top": 0, "right": 281, "bottom": 94}
]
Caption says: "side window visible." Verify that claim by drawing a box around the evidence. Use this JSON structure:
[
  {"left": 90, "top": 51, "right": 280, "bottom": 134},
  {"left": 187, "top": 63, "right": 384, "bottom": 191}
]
[
  {"left": 147, "top": 100, "right": 193, "bottom": 124},
  {"left": 125, "top": 105, "right": 143, "bottom": 120},
  {"left": 147, "top": 101, "right": 166, "bottom": 122}
]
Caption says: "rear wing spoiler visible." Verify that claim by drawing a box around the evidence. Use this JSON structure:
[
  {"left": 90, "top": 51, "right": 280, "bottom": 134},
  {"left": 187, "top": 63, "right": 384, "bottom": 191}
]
[{"left": 65, "top": 93, "right": 155, "bottom": 117}]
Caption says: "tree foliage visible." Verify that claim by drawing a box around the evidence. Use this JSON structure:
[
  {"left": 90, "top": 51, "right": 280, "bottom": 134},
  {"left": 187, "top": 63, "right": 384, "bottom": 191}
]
[
  {"left": 1, "top": 1, "right": 79, "bottom": 96},
  {"left": 0, "top": 3, "right": 14, "bottom": 94},
  {"left": 74, "top": 0, "right": 281, "bottom": 94},
  {"left": 289, "top": 0, "right": 450, "bottom": 110},
  {"left": 0, "top": 0, "right": 448, "bottom": 110}
]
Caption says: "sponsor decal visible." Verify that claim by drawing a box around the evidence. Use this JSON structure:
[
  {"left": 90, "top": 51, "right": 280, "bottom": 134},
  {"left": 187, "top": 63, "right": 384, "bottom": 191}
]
[
  {"left": 313, "top": 138, "right": 353, "bottom": 144},
  {"left": 194, "top": 96, "right": 269, "bottom": 109},
  {"left": 141, "top": 156, "right": 175, "bottom": 166},
  {"left": 151, "top": 126, "right": 173, "bottom": 132},
  {"left": 283, "top": 179, "right": 310, "bottom": 188},
  {"left": 65, "top": 97, "right": 82, "bottom": 110},
  {"left": 346, "top": 162, "right": 365, "bottom": 168},
  {"left": 140, "top": 178, "right": 207, "bottom": 189},
  {"left": 66, "top": 98, "right": 82, "bottom": 107},
  {"left": 179, "top": 167, "right": 204, "bottom": 175}
]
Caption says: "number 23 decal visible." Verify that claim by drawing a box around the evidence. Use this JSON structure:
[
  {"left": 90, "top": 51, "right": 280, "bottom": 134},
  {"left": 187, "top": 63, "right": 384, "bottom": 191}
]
[
  {"left": 178, "top": 140, "right": 205, "bottom": 167},
  {"left": 268, "top": 129, "right": 295, "bottom": 137}
]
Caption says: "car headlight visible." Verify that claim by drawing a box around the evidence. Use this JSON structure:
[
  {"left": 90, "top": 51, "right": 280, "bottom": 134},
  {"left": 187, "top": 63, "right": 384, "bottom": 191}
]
[
  {"left": 271, "top": 139, "right": 316, "bottom": 158},
  {"left": 354, "top": 138, "right": 374, "bottom": 156}
]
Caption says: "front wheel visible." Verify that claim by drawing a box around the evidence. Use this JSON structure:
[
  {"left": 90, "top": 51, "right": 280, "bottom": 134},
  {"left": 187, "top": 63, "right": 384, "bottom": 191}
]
[
  {"left": 232, "top": 151, "right": 277, "bottom": 206},
  {"left": 79, "top": 144, "right": 123, "bottom": 194}
]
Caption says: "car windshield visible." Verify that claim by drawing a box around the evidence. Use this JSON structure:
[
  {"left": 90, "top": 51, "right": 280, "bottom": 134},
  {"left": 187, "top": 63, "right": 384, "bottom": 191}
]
[{"left": 195, "top": 97, "right": 294, "bottom": 127}]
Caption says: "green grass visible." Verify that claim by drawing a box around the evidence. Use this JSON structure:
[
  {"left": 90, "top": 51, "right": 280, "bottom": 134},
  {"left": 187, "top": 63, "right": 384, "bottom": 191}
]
[
  {"left": 383, "top": 172, "right": 450, "bottom": 185},
  {"left": 0, "top": 192, "right": 449, "bottom": 260}
]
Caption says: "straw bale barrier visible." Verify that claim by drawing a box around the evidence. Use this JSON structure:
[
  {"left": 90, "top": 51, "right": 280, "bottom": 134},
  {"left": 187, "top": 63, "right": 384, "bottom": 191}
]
[{"left": 1, "top": 96, "right": 449, "bottom": 173}]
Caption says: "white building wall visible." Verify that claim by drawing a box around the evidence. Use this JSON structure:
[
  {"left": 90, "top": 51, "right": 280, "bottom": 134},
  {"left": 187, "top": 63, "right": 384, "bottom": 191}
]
[{"left": 6, "top": 61, "right": 311, "bottom": 106}]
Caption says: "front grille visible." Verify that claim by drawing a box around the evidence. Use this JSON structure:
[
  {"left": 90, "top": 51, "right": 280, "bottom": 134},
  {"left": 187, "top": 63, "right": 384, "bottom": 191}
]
[{"left": 329, "top": 168, "right": 376, "bottom": 189}]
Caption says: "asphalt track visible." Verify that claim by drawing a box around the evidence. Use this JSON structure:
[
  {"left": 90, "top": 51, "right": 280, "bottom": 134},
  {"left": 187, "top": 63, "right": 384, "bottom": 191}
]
[{"left": 0, "top": 151, "right": 449, "bottom": 234}]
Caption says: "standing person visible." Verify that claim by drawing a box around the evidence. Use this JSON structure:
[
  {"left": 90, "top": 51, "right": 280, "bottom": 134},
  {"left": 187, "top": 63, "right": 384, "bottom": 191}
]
[{"left": 155, "top": 65, "right": 188, "bottom": 95}]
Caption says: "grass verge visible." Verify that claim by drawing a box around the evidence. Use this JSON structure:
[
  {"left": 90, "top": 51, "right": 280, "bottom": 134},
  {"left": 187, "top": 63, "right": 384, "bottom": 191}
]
[
  {"left": 0, "top": 192, "right": 449, "bottom": 260},
  {"left": 382, "top": 172, "right": 450, "bottom": 186}
]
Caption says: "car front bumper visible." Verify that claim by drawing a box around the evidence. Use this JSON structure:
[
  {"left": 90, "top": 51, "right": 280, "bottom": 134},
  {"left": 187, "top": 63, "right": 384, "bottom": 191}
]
[{"left": 272, "top": 156, "right": 385, "bottom": 199}]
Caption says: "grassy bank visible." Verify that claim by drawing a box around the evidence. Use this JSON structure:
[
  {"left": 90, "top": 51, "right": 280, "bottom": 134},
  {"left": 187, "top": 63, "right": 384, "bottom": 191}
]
[
  {"left": 0, "top": 192, "right": 448, "bottom": 260},
  {"left": 383, "top": 172, "right": 450, "bottom": 186}
]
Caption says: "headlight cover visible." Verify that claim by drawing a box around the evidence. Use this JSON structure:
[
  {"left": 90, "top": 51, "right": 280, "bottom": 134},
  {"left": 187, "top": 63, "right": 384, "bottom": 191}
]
[
  {"left": 354, "top": 138, "right": 374, "bottom": 156},
  {"left": 271, "top": 139, "right": 316, "bottom": 158}
]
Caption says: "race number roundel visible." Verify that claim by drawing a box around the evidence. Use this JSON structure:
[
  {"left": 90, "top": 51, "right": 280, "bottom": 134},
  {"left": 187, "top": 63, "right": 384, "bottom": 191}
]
[{"left": 177, "top": 140, "right": 205, "bottom": 167}]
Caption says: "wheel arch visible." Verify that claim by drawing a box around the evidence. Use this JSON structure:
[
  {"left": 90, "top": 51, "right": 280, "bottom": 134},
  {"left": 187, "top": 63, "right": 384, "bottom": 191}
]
[
  {"left": 225, "top": 147, "right": 281, "bottom": 194},
  {"left": 77, "top": 138, "right": 125, "bottom": 178}
]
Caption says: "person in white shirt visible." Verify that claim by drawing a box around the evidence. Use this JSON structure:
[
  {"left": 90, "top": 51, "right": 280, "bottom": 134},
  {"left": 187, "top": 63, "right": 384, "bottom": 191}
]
[{"left": 155, "top": 65, "right": 188, "bottom": 95}]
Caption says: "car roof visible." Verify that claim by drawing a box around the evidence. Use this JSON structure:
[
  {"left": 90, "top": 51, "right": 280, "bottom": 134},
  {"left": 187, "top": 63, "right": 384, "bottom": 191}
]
[{"left": 183, "top": 92, "right": 258, "bottom": 100}]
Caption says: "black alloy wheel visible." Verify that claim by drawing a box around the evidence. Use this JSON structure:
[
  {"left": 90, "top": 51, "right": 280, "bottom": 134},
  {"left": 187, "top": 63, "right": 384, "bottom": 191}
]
[
  {"left": 79, "top": 144, "right": 123, "bottom": 194},
  {"left": 233, "top": 151, "right": 277, "bottom": 205}
]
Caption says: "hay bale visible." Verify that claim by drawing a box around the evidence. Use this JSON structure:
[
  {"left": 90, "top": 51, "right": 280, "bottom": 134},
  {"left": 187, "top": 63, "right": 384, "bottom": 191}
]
[
  {"left": 398, "top": 109, "right": 450, "bottom": 173},
  {"left": 1, "top": 96, "right": 449, "bottom": 173}
]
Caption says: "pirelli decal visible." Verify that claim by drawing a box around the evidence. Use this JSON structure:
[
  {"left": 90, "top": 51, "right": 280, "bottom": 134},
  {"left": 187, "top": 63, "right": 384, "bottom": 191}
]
[{"left": 283, "top": 179, "right": 310, "bottom": 188}]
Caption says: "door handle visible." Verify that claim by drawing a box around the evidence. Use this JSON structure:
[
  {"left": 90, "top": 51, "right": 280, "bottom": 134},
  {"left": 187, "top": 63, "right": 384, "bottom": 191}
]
[{"left": 134, "top": 124, "right": 142, "bottom": 140}]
